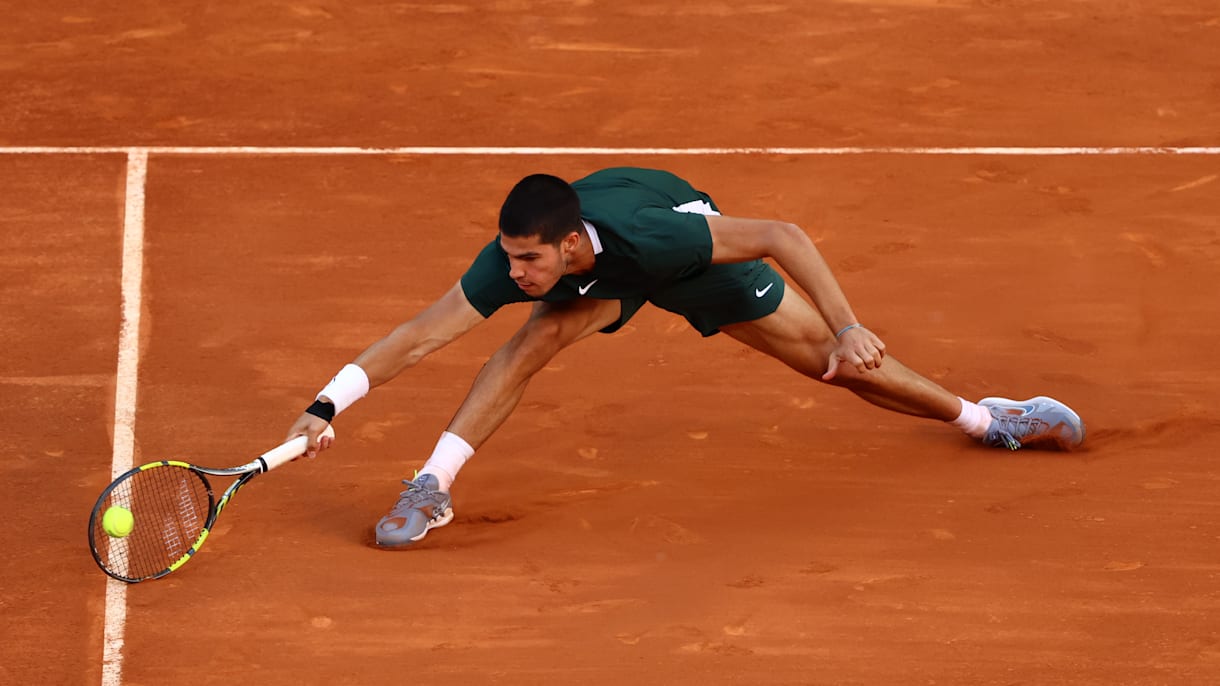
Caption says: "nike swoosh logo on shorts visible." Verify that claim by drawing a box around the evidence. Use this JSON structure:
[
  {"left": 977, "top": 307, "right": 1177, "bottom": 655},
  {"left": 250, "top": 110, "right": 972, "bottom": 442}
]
[
  {"left": 755, "top": 282, "right": 774, "bottom": 298},
  {"left": 578, "top": 279, "right": 598, "bottom": 295}
]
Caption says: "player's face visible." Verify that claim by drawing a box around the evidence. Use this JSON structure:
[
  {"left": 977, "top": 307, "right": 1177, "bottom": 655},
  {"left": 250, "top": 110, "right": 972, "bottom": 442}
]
[{"left": 500, "top": 232, "right": 578, "bottom": 297}]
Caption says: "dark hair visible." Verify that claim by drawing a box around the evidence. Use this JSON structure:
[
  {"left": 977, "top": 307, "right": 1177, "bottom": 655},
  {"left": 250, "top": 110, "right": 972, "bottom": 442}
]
[{"left": 499, "top": 174, "right": 582, "bottom": 244}]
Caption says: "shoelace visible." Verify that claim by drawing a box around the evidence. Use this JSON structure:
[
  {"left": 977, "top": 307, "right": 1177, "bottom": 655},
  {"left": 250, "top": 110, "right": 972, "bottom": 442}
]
[
  {"left": 388, "top": 479, "right": 445, "bottom": 517},
  {"left": 987, "top": 413, "right": 1048, "bottom": 451}
]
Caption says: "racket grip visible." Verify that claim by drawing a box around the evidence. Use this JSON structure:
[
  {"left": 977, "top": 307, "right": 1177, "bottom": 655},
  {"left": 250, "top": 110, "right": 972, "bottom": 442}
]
[{"left": 261, "top": 425, "right": 336, "bottom": 472}]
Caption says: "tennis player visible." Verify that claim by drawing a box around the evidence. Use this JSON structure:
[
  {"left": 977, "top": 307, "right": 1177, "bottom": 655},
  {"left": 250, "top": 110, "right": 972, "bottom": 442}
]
[{"left": 285, "top": 167, "right": 1085, "bottom": 547}]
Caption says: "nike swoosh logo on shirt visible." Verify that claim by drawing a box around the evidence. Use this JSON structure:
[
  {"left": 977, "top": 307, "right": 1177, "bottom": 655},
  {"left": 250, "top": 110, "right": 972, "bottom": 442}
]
[
  {"left": 578, "top": 279, "right": 599, "bottom": 295},
  {"left": 755, "top": 283, "right": 774, "bottom": 298}
]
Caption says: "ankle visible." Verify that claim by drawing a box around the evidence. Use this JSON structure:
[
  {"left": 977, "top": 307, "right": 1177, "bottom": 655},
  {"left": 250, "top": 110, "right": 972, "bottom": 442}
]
[
  {"left": 950, "top": 397, "right": 993, "bottom": 438},
  {"left": 418, "top": 467, "right": 454, "bottom": 492},
  {"left": 419, "top": 431, "right": 473, "bottom": 491}
]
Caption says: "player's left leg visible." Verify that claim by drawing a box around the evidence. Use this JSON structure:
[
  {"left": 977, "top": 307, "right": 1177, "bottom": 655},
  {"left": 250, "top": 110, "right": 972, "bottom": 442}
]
[
  {"left": 721, "top": 287, "right": 962, "bottom": 419},
  {"left": 720, "top": 287, "right": 1085, "bottom": 450}
]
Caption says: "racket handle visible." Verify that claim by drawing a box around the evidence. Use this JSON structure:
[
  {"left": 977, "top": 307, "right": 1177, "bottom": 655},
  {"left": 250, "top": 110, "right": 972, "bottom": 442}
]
[{"left": 260, "top": 425, "right": 336, "bottom": 472}]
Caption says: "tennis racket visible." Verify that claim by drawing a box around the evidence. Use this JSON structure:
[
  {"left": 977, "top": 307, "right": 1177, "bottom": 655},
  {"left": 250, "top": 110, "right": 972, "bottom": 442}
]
[{"left": 88, "top": 426, "right": 335, "bottom": 583}]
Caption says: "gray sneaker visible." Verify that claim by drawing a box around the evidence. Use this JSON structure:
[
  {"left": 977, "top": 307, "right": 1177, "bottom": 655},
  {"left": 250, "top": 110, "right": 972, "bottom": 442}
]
[
  {"left": 979, "top": 396, "right": 1085, "bottom": 451},
  {"left": 375, "top": 473, "right": 454, "bottom": 547}
]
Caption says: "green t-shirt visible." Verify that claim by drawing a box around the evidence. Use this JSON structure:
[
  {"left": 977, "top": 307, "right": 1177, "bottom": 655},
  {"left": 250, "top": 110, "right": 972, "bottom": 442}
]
[{"left": 461, "top": 167, "right": 718, "bottom": 316}]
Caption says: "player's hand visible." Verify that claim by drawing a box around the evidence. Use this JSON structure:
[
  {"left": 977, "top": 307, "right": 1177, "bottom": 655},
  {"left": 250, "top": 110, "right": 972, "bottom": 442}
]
[
  {"left": 822, "top": 326, "right": 886, "bottom": 381},
  {"left": 285, "top": 413, "right": 335, "bottom": 459}
]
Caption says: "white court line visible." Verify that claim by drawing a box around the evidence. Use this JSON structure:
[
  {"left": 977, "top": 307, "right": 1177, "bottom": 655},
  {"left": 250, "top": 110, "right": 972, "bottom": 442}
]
[
  {"left": 0, "top": 145, "right": 1218, "bottom": 155},
  {"left": 102, "top": 149, "right": 147, "bottom": 686}
]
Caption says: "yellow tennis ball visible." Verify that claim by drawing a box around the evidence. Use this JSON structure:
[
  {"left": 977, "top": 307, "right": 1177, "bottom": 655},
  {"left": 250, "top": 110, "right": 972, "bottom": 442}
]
[{"left": 102, "top": 506, "right": 135, "bottom": 538}]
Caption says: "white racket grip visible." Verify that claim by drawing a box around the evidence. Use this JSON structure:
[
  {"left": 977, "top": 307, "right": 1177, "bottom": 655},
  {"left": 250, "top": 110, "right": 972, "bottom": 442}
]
[{"left": 260, "top": 425, "right": 336, "bottom": 472}]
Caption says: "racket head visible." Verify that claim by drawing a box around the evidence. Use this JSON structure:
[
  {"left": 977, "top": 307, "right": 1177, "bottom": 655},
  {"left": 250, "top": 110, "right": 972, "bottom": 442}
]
[{"left": 88, "top": 461, "right": 217, "bottom": 583}]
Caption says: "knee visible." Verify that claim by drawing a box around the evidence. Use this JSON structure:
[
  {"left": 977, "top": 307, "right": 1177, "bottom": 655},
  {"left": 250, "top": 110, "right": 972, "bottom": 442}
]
[
  {"left": 797, "top": 338, "right": 838, "bottom": 384},
  {"left": 520, "top": 314, "right": 568, "bottom": 351},
  {"left": 498, "top": 316, "right": 566, "bottom": 371},
  {"left": 819, "top": 353, "right": 889, "bottom": 391}
]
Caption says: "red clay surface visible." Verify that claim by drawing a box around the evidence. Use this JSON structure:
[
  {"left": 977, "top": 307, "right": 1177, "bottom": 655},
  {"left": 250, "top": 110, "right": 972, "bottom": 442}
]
[{"left": 2, "top": 3, "right": 1219, "bottom": 686}]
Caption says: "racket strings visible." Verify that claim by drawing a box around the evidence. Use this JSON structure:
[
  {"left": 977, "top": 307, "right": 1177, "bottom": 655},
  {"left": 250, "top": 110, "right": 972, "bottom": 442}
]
[{"left": 94, "top": 466, "right": 212, "bottom": 580}]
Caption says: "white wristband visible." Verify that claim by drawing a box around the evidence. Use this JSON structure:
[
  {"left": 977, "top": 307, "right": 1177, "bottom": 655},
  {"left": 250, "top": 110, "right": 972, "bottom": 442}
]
[{"left": 317, "top": 364, "right": 370, "bottom": 416}]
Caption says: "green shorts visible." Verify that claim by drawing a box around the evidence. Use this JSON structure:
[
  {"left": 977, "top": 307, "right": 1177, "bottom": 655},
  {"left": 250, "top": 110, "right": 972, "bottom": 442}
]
[{"left": 604, "top": 260, "right": 786, "bottom": 337}]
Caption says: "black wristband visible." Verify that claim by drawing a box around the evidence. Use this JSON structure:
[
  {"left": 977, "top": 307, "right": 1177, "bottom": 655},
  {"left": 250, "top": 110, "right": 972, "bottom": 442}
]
[{"left": 305, "top": 399, "right": 336, "bottom": 423}]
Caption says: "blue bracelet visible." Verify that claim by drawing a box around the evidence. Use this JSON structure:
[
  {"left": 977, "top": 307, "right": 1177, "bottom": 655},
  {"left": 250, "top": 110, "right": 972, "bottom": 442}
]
[{"left": 835, "top": 323, "right": 862, "bottom": 339}]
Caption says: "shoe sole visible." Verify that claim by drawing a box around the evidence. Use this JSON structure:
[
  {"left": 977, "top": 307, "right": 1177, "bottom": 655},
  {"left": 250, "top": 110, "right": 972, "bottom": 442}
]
[
  {"left": 979, "top": 395, "right": 1086, "bottom": 448},
  {"left": 375, "top": 507, "right": 454, "bottom": 549}
]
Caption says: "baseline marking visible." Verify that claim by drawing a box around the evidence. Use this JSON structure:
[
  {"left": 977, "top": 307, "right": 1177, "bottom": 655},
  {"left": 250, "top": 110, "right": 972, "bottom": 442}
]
[
  {"left": 102, "top": 149, "right": 148, "bottom": 686},
  {"left": 0, "top": 145, "right": 1218, "bottom": 156}
]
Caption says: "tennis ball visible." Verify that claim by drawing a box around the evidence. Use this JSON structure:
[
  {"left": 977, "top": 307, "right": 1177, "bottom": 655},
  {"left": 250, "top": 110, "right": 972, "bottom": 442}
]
[{"left": 102, "top": 506, "right": 135, "bottom": 538}]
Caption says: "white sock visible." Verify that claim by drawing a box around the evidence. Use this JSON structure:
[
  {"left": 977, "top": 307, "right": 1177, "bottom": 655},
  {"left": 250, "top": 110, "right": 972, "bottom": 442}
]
[
  {"left": 418, "top": 431, "right": 474, "bottom": 492},
  {"left": 950, "top": 397, "right": 993, "bottom": 439}
]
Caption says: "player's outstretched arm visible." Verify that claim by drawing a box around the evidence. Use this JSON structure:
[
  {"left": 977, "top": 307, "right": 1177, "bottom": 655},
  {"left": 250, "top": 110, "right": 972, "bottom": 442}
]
[
  {"left": 351, "top": 280, "right": 486, "bottom": 385},
  {"left": 286, "top": 280, "right": 485, "bottom": 456},
  {"left": 705, "top": 214, "right": 885, "bottom": 379}
]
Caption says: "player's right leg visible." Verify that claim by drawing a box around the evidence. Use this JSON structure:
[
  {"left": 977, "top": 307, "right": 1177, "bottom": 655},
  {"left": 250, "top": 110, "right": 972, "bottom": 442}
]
[
  {"left": 446, "top": 296, "right": 626, "bottom": 447},
  {"left": 375, "top": 297, "right": 624, "bottom": 547}
]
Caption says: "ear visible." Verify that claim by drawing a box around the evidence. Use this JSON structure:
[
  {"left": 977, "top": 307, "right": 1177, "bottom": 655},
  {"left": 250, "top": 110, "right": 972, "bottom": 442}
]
[{"left": 561, "top": 230, "right": 581, "bottom": 253}]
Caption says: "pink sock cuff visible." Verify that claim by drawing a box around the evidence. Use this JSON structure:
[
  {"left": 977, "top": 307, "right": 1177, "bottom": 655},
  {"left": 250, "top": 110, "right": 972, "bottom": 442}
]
[
  {"left": 421, "top": 431, "right": 474, "bottom": 490},
  {"left": 952, "top": 397, "right": 992, "bottom": 439}
]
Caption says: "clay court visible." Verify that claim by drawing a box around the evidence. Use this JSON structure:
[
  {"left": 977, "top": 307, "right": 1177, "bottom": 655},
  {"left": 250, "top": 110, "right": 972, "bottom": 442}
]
[{"left": 2, "top": 2, "right": 1219, "bottom": 685}]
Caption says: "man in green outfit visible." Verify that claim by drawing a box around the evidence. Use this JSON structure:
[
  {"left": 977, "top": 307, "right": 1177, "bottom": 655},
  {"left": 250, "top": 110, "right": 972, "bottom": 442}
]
[{"left": 285, "top": 167, "right": 1085, "bottom": 548}]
